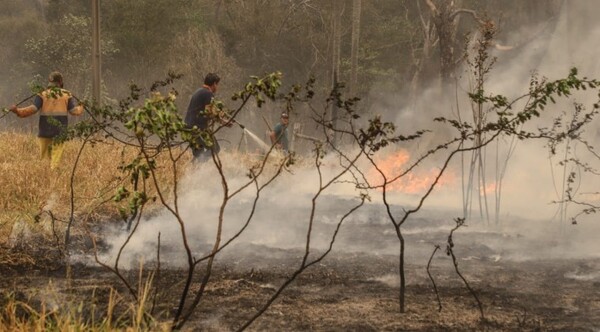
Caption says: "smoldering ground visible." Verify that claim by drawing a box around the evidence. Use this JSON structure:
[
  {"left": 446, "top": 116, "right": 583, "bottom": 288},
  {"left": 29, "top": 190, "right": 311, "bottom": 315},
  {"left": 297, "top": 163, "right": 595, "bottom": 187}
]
[{"left": 89, "top": 141, "right": 600, "bottom": 282}]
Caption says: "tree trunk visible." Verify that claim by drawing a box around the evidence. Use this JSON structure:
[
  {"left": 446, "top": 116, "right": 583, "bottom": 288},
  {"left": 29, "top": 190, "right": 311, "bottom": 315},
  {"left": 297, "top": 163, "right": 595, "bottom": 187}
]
[
  {"left": 330, "top": 0, "right": 342, "bottom": 147},
  {"left": 424, "top": 0, "right": 465, "bottom": 89},
  {"left": 349, "top": 0, "right": 361, "bottom": 96},
  {"left": 409, "top": 1, "right": 434, "bottom": 104},
  {"left": 331, "top": 0, "right": 342, "bottom": 88},
  {"left": 434, "top": 1, "right": 457, "bottom": 88}
]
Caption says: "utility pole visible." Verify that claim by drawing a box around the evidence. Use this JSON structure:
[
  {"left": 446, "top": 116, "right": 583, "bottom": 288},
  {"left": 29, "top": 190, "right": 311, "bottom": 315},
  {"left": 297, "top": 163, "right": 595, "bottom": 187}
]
[{"left": 91, "top": 0, "right": 101, "bottom": 105}]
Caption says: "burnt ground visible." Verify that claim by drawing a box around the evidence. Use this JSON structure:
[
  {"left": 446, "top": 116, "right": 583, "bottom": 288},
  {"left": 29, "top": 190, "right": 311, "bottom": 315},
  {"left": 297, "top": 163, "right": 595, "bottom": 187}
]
[{"left": 2, "top": 204, "right": 600, "bottom": 331}]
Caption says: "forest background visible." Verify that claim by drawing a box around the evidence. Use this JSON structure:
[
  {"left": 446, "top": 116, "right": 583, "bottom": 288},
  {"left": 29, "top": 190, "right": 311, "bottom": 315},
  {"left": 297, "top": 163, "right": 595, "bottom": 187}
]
[{"left": 0, "top": 0, "right": 571, "bottom": 133}]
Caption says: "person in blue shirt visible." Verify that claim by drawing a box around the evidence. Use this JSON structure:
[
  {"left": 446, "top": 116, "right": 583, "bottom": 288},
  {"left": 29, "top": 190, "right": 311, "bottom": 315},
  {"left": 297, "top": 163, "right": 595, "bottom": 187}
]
[
  {"left": 270, "top": 112, "right": 290, "bottom": 153},
  {"left": 184, "top": 73, "right": 221, "bottom": 162}
]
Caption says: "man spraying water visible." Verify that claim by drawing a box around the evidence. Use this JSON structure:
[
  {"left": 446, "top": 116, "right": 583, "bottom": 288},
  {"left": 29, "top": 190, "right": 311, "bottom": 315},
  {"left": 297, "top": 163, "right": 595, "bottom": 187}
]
[
  {"left": 269, "top": 112, "right": 290, "bottom": 154},
  {"left": 184, "top": 73, "right": 229, "bottom": 163}
]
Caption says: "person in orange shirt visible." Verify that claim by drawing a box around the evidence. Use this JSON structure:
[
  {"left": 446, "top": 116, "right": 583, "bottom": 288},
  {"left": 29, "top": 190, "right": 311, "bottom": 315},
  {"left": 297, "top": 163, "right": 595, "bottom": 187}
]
[{"left": 10, "top": 71, "right": 84, "bottom": 169}]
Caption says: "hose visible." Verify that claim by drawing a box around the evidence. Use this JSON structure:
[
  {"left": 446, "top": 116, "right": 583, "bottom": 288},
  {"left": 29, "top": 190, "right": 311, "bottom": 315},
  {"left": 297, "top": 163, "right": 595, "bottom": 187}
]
[{"left": 0, "top": 93, "right": 38, "bottom": 120}]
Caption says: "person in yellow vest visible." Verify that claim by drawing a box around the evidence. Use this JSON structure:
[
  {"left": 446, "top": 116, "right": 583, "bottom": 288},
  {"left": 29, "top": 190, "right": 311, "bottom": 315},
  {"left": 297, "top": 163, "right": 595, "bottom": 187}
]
[{"left": 9, "top": 71, "right": 84, "bottom": 169}]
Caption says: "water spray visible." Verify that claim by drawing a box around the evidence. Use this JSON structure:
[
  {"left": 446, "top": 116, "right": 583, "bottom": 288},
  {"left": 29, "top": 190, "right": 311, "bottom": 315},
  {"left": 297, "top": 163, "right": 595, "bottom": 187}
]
[
  {"left": 228, "top": 117, "right": 271, "bottom": 151},
  {"left": 227, "top": 117, "right": 273, "bottom": 151}
]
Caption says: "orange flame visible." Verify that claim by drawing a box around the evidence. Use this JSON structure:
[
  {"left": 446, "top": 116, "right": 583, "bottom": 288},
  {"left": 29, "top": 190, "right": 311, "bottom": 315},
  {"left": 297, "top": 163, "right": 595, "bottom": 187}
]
[
  {"left": 367, "top": 150, "right": 456, "bottom": 194},
  {"left": 480, "top": 182, "right": 496, "bottom": 195}
]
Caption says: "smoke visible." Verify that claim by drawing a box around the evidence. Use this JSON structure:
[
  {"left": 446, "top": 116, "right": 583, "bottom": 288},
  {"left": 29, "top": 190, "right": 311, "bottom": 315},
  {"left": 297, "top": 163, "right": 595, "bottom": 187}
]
[
  {"left": 96, "top": 152, "right": 372, "bottom": 268},
  {"left": 68, "top": 2, "right": 600, "bottom": 268},
  {"left": 357, "top": 1, "right": 600, "bottom": 263},
  {"left": 93, "top": 145, "right": 600, "bottom": 271},
  {"left": 475, "top": 1, "right": 600, "bottom": 221}
]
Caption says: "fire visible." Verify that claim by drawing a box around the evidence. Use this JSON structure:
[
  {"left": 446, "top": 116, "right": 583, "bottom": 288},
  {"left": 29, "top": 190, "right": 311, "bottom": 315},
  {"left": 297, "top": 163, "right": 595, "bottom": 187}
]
[
  {"left": 367, "top": 149, "right": 456, "bottom": 194},
  {"left": 480, "top": 182, "right": 496, "bottom": 195}
]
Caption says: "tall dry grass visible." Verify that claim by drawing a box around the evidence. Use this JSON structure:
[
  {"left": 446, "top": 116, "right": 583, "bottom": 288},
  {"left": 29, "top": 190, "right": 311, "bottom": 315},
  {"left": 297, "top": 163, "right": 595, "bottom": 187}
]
[
  {"left": 0, "top": 276, "right": 170, "bottom": 331},
  {"left": 0, "top": 132, "right": 188, "bottom": 246}
]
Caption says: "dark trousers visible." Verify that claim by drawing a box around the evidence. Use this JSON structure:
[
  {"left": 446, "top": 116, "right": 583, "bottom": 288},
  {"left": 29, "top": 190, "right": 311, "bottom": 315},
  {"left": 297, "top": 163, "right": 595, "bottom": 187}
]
[{"left": 191, "top": 136, "right": 220, "bottom": 163}]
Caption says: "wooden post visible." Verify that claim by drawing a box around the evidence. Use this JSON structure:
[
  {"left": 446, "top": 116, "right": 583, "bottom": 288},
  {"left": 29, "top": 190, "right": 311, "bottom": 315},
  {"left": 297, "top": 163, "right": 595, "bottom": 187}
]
[
  {"left": 331, "top": 70, "right": 339, "bottom": 147},
  {"left": 291, "top": 122, "right": 302, "bottom": 152},
  {"left": 91, "top": 0, "right": 101, "bottom": 105},
  {"left": 330, "top": 0, "right": 343, "bottom": 148}
]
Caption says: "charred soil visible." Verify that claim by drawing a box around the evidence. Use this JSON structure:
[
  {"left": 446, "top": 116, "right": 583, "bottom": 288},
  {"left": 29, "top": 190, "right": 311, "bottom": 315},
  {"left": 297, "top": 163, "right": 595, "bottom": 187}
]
[{"left": 2, "top": 223, "right": 600, "bottom": 331}]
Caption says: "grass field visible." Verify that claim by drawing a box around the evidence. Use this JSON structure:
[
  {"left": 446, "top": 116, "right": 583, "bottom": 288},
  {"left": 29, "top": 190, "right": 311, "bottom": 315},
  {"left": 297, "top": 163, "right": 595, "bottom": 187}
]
[{"left": 0, "top": 132, "right": 185, "bottom": 248}]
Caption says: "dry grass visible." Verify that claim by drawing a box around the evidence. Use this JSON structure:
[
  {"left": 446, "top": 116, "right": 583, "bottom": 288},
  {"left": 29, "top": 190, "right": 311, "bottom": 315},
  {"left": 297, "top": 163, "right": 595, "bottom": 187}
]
[
  {"left": 0, "top": 275, "right": 170, "bottom": 331},
  {"left": 0, "top": 132, "right": 297, "bottom": 249},
  {"left": 0, "top": 132, "right": 187, "bottom": 247}
]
